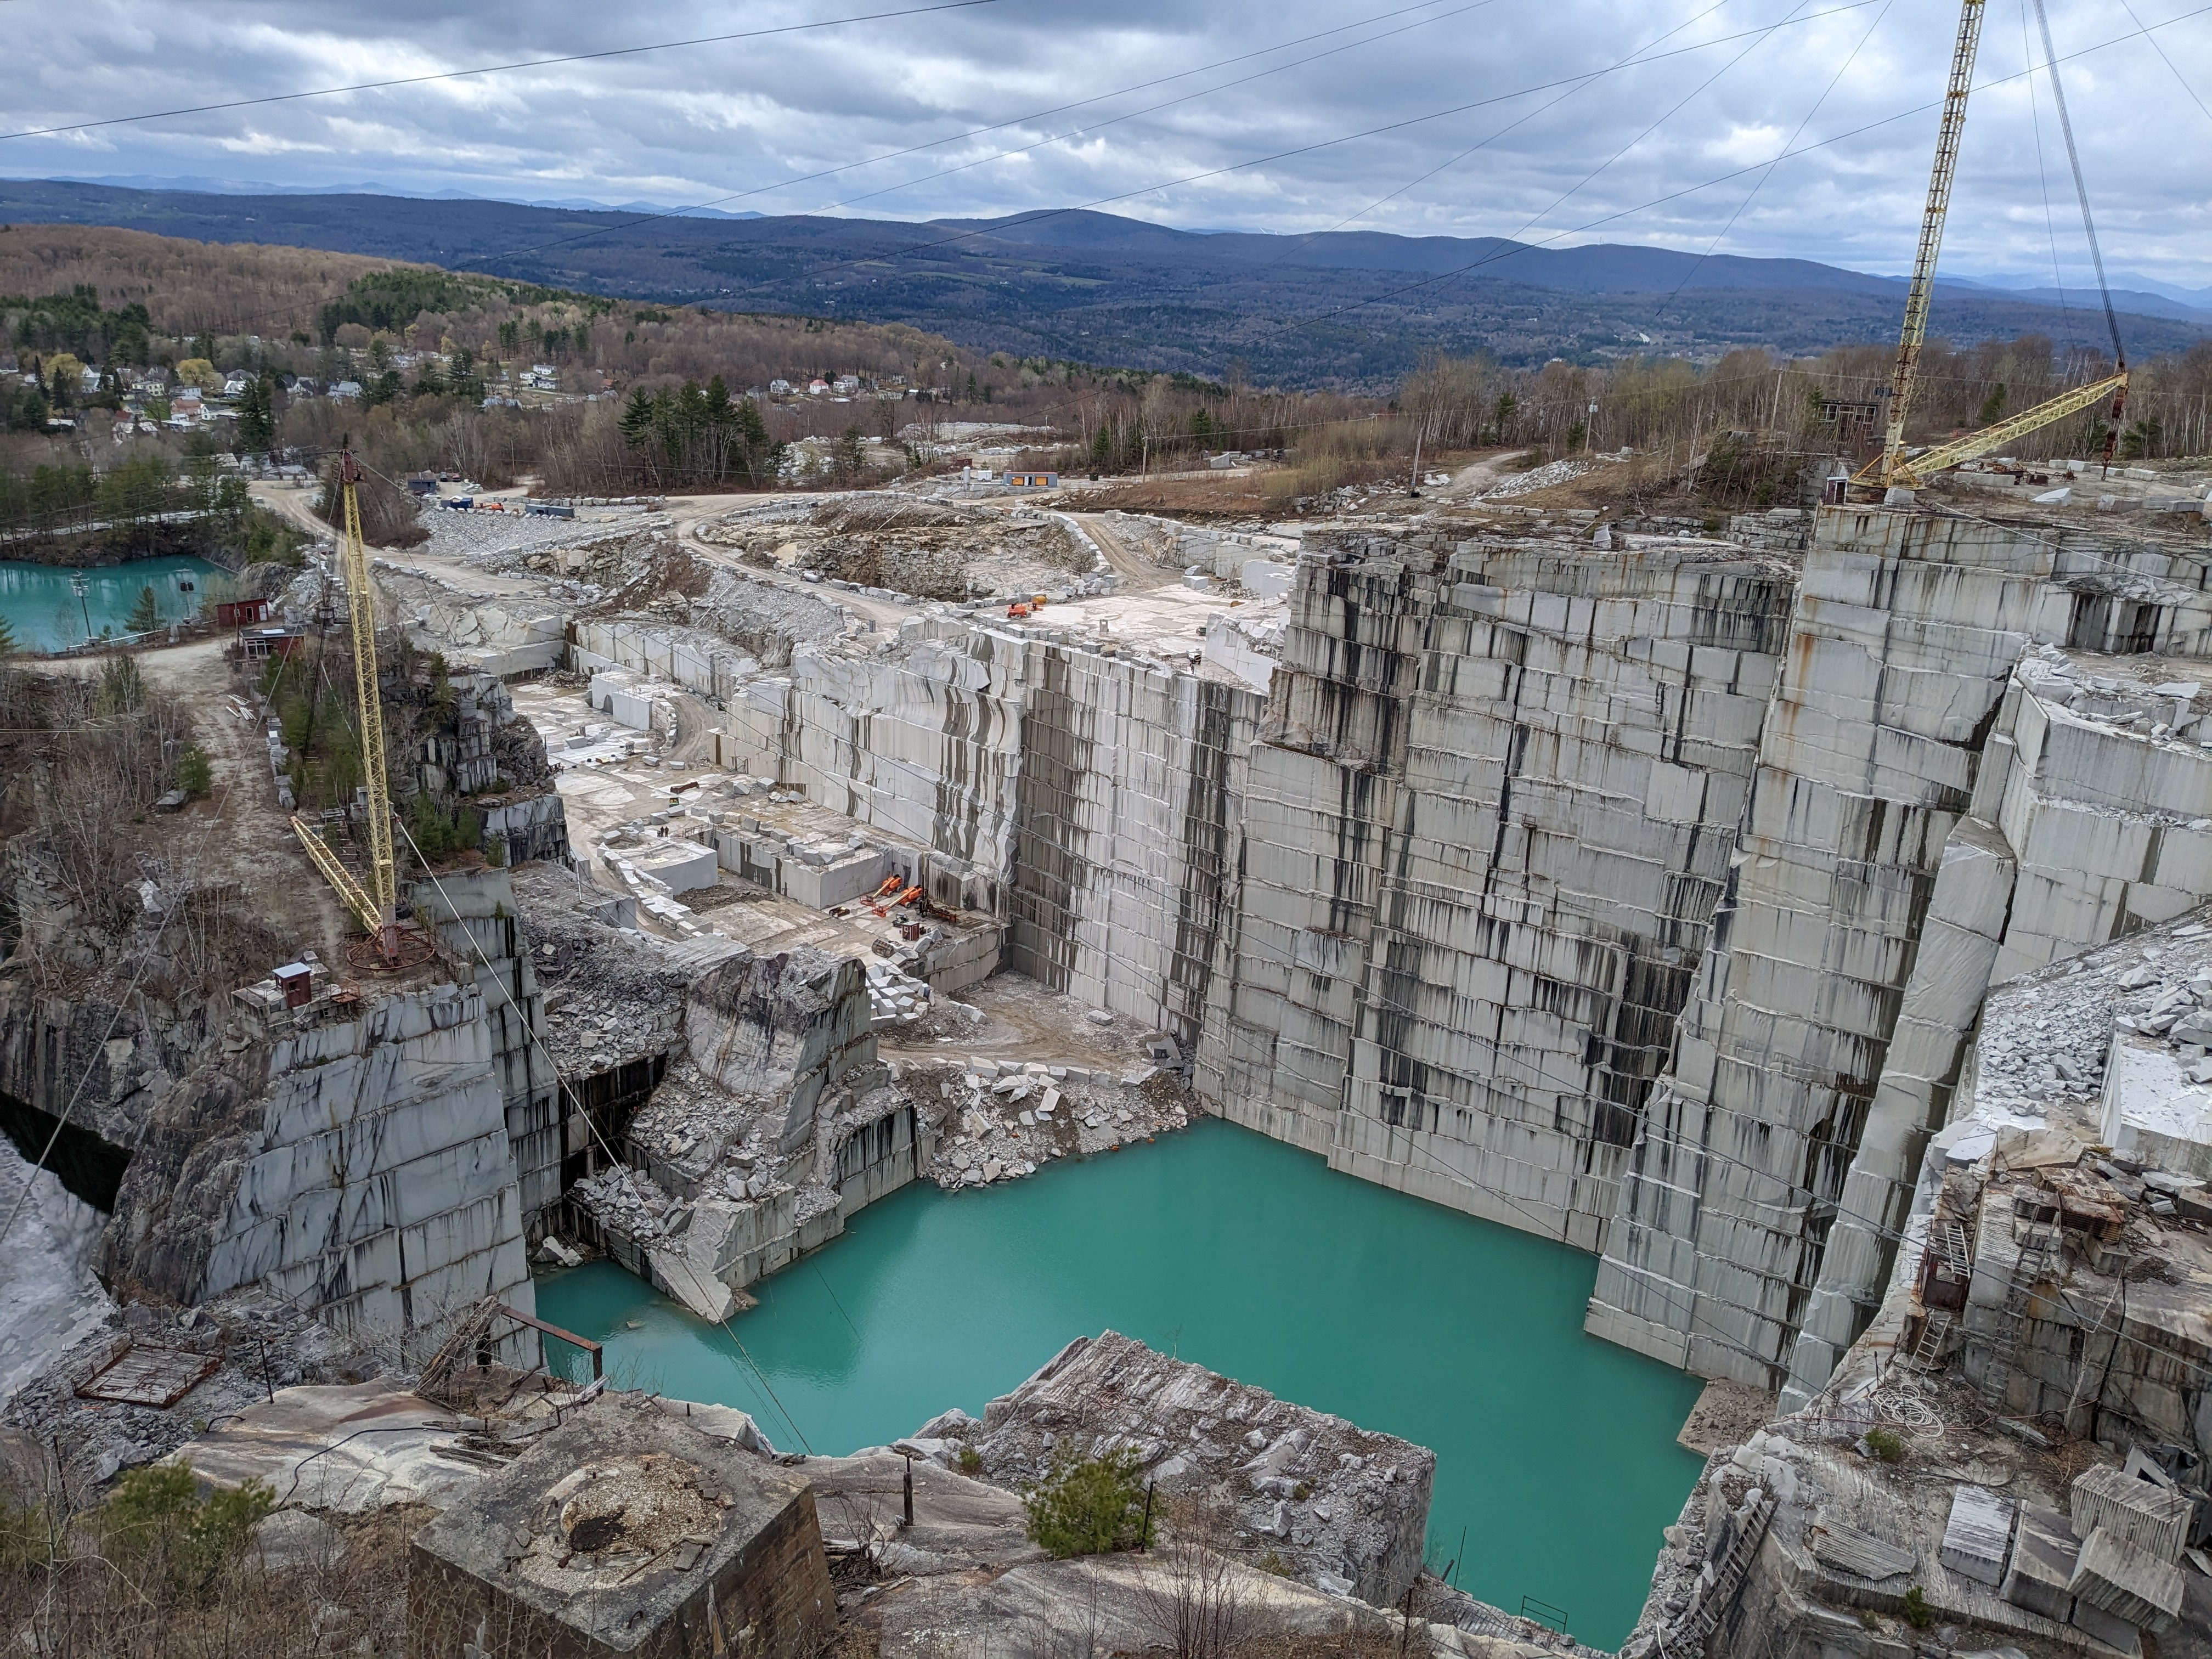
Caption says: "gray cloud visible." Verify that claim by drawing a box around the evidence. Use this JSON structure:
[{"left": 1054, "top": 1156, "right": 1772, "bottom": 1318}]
[{"left": 5, "top": 0, "right": 2207, "bottom": 287}]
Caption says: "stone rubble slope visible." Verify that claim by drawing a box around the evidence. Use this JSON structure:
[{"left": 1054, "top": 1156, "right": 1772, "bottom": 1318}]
[{"left": 694, "top": 494, "right": 1104, "bottom": 605}]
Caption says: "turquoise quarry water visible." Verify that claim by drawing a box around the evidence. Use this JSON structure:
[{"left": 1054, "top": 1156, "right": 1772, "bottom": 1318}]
[
  {"left": 535, "top": 1119, "right": 1703, "bottom": 1648},
  {"left": 0, "top": 557, "right": 226, "bottom": 651}
]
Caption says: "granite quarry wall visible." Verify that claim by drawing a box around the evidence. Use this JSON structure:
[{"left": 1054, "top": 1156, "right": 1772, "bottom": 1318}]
[
  {"left": 1587, "top": 509, "right": 2212, "bottom": 1391},
  {"left": 381, "top": 499, "right": 2212, "bottom": 1407},
  {"left": 1194, "top": 529, "right": 1795, "bottom": 1252}
]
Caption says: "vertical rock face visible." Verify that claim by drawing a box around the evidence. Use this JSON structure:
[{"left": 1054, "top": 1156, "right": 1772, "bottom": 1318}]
[
  {"left": 201, "top": 979, "right": 536, "bottom": 1361},
  {"left": 1197, "top": 530, "right": 1793, "bottom": 1247},
  {"left": 670, "top": 611, "right": 1272, "bottom": 1043},
  {"left": 1006, "top": 646, "right": 1264, "bottom": 1048},
  {"left": 1589, "top": 509, "right": 2212, "bottom": 1390},
  {"left": 414, "top": 871, "right": 565, "bottom": 1223},
  {"left": 684, "top": 946, "right": 877, "bottom": 1153}
]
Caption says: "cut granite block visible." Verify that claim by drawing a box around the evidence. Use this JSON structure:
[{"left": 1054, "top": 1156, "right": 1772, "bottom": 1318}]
[
  {"left": 2070, "top": 1526, "right": 2185, "bottom": 1634},
  {"left": 2002, "top": 1504, "right": 2078, "bottom": 1622},
  {"left": 1940, "top": 1483, "right": 2016, "bottom": 1587}
]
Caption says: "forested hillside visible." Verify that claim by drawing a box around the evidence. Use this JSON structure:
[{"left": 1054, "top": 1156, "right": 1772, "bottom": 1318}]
[{"left": 5, "top": 178, "right": 2205, "bottom": 389}]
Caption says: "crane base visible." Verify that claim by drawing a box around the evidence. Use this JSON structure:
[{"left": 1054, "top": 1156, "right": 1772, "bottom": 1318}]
[{"left": 345, "top": 924, "right": 439, "bottom": 974}]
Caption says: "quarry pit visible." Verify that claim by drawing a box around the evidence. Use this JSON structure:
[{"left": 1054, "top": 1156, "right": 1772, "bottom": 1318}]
[{"left": 11, "top": 470, "right": 2212, "bottom": 1657}]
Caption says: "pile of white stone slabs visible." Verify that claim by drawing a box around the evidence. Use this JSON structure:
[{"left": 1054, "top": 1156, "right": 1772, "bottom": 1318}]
[{"left": 75, "top": 1342, "right": 221, "bottom": 1408}]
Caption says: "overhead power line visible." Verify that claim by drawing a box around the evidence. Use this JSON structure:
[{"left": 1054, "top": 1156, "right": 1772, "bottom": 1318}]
[
  {"left": 0, "top": 0, "right": 1000, "bottom": 144},
  {"left": 2029, "top": 0, "right": 2124, "bottom": 369}
]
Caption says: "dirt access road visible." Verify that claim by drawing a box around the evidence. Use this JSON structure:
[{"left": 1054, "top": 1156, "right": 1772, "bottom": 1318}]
[{"left": 1067, "top": 512, "right": 1175, "bottom": 592}]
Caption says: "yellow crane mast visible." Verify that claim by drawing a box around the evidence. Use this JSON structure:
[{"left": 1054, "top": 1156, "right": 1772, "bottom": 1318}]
[
  {"left": 289, "top": 450, "right": 404, "bottom": 967},
  {"left": 1855, "top": 0, "right": 2126, "bottom": 492}
]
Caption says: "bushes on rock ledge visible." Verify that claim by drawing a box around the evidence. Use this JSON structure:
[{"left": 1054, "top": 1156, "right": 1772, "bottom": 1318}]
[{"left": 1023, "top": 1444, "right": 1154, "bottom": 1558}]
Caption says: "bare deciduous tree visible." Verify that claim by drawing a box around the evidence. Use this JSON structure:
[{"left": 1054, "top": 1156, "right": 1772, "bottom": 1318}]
[{"left": 1135, "top": 1497, "right": 1261, "bottom": 1659}]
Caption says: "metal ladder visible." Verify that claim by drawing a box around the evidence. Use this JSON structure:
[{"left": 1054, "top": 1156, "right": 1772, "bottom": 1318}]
[
  {"left": 1908, "top": 1308, "right": 1955, "bottom": 1371},
  {"left": 1903, "top": 1217, "right": 1973, "bottom": 1372},
  {"left": 1979, "top": 1227, "right": 2055, "bottom": 1402}
]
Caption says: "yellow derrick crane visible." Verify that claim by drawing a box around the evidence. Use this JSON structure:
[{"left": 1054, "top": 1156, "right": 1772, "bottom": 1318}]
[
  {"left": 1855, "top": 0, "right": 2126, "bottom": 491},
  {"left": 289, "top": 451, "right": 404, "bottom": 967}
]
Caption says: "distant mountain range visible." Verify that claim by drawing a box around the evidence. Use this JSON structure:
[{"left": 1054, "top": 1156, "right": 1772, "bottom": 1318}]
[{"left": 2, "top": 177, "right": 2202, "bottom": 387}]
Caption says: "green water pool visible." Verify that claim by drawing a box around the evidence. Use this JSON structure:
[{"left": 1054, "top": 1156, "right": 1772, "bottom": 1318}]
[
  {"left": 534, "top": 1118, "right": 1703, "bottom": 1647},
  {"left": 0, "top": 556, "right": 227, "bottom": 651}
]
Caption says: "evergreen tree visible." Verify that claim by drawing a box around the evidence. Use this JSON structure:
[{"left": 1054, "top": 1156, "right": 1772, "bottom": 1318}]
[
  {"left": 619, "top": 387, "right": 656, "bottom": 449},
  {"left": 0, "top": 612, "right": 16, "bottom": 654},
  {"left": 448, "top": 346, "right": 483, "bottom": 403},
  {"left": 235, "top": 373, "right": 276, "bottom": 454},
  {"left": 176, "top": 744, "right": 212, "bottom": 798},
  {"left": 124, "top": 585, "right": 161, "bottom": 635}
]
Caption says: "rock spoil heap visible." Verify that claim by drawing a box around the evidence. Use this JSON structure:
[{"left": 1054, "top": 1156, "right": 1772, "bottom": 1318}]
[{"left": 910, "top": 1329, "right": 1434, "bottom": 1607}]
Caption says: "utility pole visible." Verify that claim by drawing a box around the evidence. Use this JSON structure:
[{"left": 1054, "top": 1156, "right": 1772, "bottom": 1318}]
[{"left": 69, "top": 571, "right": 91, "bottom": 644}]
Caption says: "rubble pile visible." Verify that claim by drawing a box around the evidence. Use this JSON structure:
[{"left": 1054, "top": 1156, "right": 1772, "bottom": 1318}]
[
  {"left": 907, "top": 1330, "right": 1434, "bottom": 1607},
  {"left": 1951, "top": 902, "right": 2212, "bottom": 1166},
  {"left": 863, "top": 954, "right": 934, "bottom": 1027},
  {"left": 928, "top": 1056, "right": 1189, "bottom": 1187},
  {"left": 1965, "top": 945, "right": 2145, "bottom": 1122},
  {"left": 696, "top": 495, "right": 1101, "bottom": 603},
  {"left": 568, "top": 1162, "right": 699, "bottom": 1242},
  {"left": 511, "top": 865, "right": 694, "bottom": 1073},
  {"left": 1479, "top": 456, "right": 1616, "bottom": 498},
  {"left": 426, "top": 505, "right": 665, "bottom": 567}
]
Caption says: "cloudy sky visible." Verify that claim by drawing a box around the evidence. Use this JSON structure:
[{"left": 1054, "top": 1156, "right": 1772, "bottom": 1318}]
[{"left": 5, "top": 0, "right": 2207, "bottom": 289}]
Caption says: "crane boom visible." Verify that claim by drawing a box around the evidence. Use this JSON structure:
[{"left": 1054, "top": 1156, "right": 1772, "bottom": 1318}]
[
  {"left": 289, "top": 450, "right": 403, "bottom": 966},
  {"left": 1860, "top": 0, "right": 1987, "bottom": 488},
  {"left": 1880, "top": 371, "right": 2129, "bottom": 486}
]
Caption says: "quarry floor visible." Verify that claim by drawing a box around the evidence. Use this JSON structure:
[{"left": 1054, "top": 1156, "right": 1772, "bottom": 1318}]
[{"left": 536, "top": 1117, "right": 1708, "bottom": 1650}]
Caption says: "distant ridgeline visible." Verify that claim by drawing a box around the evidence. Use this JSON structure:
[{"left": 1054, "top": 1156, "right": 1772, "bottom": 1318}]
[{"left": 3, "top": 179, "right": 2208, "bottom": 386}]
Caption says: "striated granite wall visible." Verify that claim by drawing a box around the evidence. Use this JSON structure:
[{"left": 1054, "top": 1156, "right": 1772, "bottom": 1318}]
[
  {"left": 1194, "top": 528, "right": 1793, "bottom": 1250},
  {"left": 1590, "top": 508, "right": 2212, "bottom": 1391}
]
